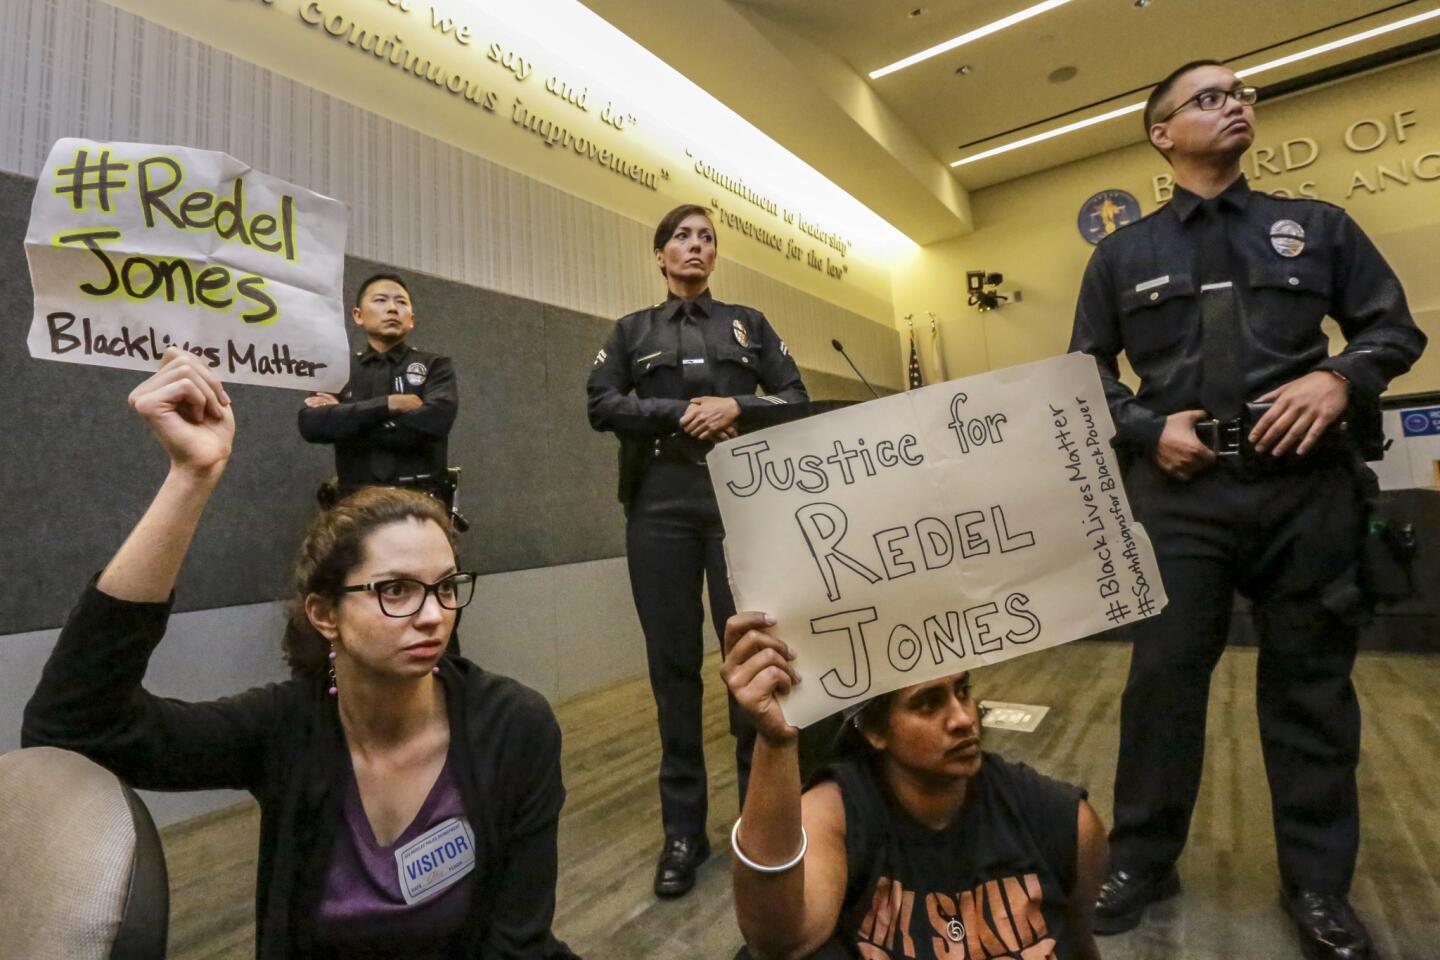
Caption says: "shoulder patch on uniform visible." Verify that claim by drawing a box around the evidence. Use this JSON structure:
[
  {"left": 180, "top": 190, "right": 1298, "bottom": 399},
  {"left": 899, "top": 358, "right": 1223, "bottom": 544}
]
[{"left": 592, "top": 347, "right": 608, "bottom": 367}]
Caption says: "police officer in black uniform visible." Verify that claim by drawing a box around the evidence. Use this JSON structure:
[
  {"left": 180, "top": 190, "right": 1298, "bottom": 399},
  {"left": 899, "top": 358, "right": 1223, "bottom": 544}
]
[
  {"left": 299, "top": 273, "right": 459, "bottom": 501},
  {"left": 1069, "top": 61, "right": 1425, "bottom": 959},
  {"left": 587, "top": 204, "right": 808, "bottom": 898}
]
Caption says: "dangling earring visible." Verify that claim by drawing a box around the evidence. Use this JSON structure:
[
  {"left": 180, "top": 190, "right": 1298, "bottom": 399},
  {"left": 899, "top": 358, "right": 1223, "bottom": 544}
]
[
  {"left": 431, "top": 665, "right": 440, "bottom": 675},
  {"left": 328, "top": 645, "right": 338, "bottom": 696}
]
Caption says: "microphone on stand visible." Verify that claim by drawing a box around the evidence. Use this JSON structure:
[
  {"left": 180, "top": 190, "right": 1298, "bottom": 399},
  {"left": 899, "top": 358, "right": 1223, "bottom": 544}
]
[{"left": 831, "top": 339, "right": 881, "bottom": 400}]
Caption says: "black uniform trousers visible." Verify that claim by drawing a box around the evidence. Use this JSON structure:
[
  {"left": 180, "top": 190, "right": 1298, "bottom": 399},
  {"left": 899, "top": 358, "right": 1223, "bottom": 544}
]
[
  {"left": 626, "top": 459, "right": 756, "bottom": 839},
  {"left": 1112, "top": 451, "right": 1367, "bottom": 893}
]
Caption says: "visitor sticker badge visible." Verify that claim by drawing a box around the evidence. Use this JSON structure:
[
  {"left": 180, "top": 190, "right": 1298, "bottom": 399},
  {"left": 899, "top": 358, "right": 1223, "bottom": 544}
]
[
  {"left": 1269, "top": 219, "right": 1305, "bottom": 257},
  {"left": 395, "top": 817, "right": 476, "bottom": 905},
  {"left": 405, "top": 361, "right": 428, "bottom": 386}
]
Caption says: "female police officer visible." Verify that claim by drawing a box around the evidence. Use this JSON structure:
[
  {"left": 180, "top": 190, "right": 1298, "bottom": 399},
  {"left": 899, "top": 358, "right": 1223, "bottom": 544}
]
[{"left": 587, "top": 203, "right": 808, "bottom": 898}]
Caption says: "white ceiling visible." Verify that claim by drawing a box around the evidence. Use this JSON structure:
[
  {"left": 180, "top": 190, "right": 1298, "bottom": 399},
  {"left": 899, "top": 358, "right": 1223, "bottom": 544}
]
[
  {"left": 741, "top": 0, "right": 1424, "bottom": 168},
  {"left": 583, "top": 0, "right": 1440, "bottom": 239}
]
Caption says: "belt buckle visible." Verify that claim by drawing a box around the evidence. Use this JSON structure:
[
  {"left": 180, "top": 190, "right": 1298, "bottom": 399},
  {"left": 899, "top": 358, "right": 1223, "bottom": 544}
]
[{"left": 1197, "top": 418, "right": 1244, "bottom": 457}]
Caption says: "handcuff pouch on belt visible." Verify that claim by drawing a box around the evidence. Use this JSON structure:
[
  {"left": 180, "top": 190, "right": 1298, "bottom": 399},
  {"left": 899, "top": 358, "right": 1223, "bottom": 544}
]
[{"left": 1355, "top": 468, "right": 1419, "bottom": 603}]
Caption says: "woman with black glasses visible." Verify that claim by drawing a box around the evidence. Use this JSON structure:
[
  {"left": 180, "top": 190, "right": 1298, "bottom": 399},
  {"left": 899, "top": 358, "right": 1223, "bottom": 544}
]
[{"left": 23, "top": 349, "right": 576, "bottom": 960}]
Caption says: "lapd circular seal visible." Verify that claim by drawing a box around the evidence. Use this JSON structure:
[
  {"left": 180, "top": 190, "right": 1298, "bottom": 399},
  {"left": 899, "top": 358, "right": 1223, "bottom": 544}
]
[
  {"left": 1269, "top": 219, "right": 1305, "bottom": 257},
  {"left": 1078, "top": 190, "right": 1141, "bottom": 244},
  {"left": 405, "top": 361, "right": 429, "bottom": 386}
]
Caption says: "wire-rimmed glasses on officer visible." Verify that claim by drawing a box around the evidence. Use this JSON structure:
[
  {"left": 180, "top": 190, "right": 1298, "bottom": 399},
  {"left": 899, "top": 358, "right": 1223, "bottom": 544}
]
[
  {"left": 340, "top": 571, "right": 477, "bottom": 617},
  {"left": 1158, "top": 84, "right": 1257, "bottom": 123}
]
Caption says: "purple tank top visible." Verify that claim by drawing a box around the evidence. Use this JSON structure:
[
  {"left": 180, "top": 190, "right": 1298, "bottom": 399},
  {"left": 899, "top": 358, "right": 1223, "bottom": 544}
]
[{"left": 314, "top": 756, "right": 476, "bottom": 958}]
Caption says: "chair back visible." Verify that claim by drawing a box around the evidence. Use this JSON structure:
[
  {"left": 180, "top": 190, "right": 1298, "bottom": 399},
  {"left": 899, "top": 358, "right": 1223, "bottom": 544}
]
[{"left": 0, "top": 747, "right": 168, "bottom": 960}]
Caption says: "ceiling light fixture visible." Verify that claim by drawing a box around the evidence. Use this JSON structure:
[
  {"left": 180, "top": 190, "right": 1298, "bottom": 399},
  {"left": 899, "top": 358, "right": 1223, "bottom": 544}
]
[
  {"left": 956, "top": 65, "right": 973, "bottom": 75},
  {"left": 870, "top": 0, "right": 1077, "bottom": 79},
  {"left": 950, "top": 4, "right": 1440, "bottom": 167}
]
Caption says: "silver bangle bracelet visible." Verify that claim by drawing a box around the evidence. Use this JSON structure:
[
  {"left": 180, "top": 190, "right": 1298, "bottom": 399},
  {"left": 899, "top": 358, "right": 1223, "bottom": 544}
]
[{"left": 730, "top": 817, "right": 808, "bottom": 874}]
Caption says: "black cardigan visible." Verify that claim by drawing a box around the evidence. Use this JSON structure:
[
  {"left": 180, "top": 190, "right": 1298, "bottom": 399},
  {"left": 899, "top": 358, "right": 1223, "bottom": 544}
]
[{"left": 22, "top": 584, "right": 574, "bottom": 960}]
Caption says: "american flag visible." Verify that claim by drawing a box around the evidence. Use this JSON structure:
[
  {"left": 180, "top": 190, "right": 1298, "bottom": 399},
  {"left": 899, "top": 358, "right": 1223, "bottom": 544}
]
[{"left": 908, "top": 329, "right": 923, "bottom": 389}]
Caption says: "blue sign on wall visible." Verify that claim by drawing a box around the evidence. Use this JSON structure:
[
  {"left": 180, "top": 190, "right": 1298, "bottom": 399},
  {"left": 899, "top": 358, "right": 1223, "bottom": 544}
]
[
  {"left": 1078, "top": 190, "right": 1141, "bottom": 244},
  {"left": 1400, "top": 406, "right": 1440, "bottom": 437}
]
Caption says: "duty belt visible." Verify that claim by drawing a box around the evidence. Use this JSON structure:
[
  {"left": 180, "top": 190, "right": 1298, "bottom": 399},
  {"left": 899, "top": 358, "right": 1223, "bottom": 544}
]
[
  {"left": 1195, "top": 416, "right": 1246, "bottom": 457},
  {"left": 653, "top": 434, "right": 711, "bottom": 465},
  {"left": 1195, "top": 402, "right": 1350, "bottom": 462}
]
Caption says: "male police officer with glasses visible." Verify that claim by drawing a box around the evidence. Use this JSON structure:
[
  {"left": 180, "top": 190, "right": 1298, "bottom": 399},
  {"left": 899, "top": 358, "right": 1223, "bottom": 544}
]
[{"left": 1069, "top": 60, "right": 1425, "bottom": 959}]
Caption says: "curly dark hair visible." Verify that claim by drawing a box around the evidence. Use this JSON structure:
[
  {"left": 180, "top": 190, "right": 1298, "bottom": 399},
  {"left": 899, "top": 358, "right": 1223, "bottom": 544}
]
[{"left": 282, "top": 486, "right": 454, "bottom": 677}]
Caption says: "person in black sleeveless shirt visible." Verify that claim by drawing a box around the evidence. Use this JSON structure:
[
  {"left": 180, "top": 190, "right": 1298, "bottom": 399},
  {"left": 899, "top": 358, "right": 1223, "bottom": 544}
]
[{"left": 721, "top": 612, "right": 1107, "bottom": 960}]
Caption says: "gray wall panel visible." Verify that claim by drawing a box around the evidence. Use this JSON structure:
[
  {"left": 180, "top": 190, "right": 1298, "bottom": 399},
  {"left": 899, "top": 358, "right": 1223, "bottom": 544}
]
[
  {"left": 3, "top": 171, "right": 876, "bottom": 633},
  {"left": 0, "top": 600, "right": 290, "bottom": 828},
  {"left": 541, "top": 303, "right": 630, "bottom": 562},
  {"left": 0, "top": 170, "right": 332, "bottom": 634}
]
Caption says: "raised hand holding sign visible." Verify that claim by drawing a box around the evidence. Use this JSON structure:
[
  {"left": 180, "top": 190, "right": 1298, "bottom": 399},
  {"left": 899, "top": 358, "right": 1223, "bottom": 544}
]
[{"left": 709, "top": 353, "right": 1168, "bottom": 727}]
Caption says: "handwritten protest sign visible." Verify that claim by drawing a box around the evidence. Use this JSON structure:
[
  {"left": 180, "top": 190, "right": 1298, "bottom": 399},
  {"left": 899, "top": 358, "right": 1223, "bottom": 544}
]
[
  {"left": 26, "top": 139, "right": 350, "bottom": 391},
  {"left": 710, "top": 353, "right": 1167, "bottom": 728}
]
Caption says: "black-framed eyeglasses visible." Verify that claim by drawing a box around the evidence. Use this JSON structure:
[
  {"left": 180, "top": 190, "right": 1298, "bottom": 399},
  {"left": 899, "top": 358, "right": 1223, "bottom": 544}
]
[
  {"left": 1157, "top": 85, "right": 1258, "bottom": 123},
  {"left": 340, "top": 572, "right": 477, "bottom": 617}
]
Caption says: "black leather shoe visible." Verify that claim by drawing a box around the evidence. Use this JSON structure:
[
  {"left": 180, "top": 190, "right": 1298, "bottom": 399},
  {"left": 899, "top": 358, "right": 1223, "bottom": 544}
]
[
  {"left": 1093, "top": 865, "right": 1181, "bottom": 935},
  {"left": 1281, "top": 888, "right": 1374, "bottom": 960},
  {"left": 653, "top": 834, "right": 711, "bottom": 898}
]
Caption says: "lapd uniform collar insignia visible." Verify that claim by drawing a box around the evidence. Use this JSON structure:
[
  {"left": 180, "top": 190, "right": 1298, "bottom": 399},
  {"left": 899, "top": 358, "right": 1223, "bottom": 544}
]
[
  {"left": 405, "top": 361, "right": 429, "bottom": 386},
  {"left": 1269, "top": 219, "right": 1305, "bottom": 257},
  {"left": 732, "top": 318, "right": 749, "bottom": 347}
]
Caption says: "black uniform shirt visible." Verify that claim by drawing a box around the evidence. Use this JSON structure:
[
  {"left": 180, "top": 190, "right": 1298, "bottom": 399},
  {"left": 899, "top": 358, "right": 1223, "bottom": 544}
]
[
  {"left": 1069, "top": 176, "right": 1426, "bottom": 452},
  {"left": 298, "top": 342, "right": 458, "bottom": 488},
  {"left": 587, "top": 290, "right": 808, "bottom": 501}
]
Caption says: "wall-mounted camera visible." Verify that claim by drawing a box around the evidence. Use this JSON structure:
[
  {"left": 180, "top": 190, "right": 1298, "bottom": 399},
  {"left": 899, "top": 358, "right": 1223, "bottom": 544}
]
[{"left": 966, "top": 270, "right": 1010, "bottom": 312}]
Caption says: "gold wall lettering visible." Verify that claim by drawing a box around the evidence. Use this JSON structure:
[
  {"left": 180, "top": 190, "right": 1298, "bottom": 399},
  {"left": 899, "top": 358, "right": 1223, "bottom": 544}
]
[
  {"left": 427, "top": 5, "right": 471, "bottom": 45},
  {"left": 290, "top": 3, "right": 665, "bottom": 194},
  {"left": 1151, "top": 106, "right": 1435, "bottom": 204},
  {"left": 686, "top": 151, "right": 852, "bottom": 279},
  {"left": 485, "top": 41, "right": 533, "bottom": 81},
  {"left": 795, "top": 212, "right": 852, "bottom": 258},
  {"left": 298, "top": 2, "right": 492, "bottom": 106},
  {"left": 711, "top": 198, "right": 849, "bottom": 279},
  {"left": 278, "top": 0, "right": 858, "bottom": 281},
  {"left": 693, "top": 155, "right": 779, "bottom": 217},
  {"left": 511, "top": 97, "right": 661, "bottom": 190}
]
